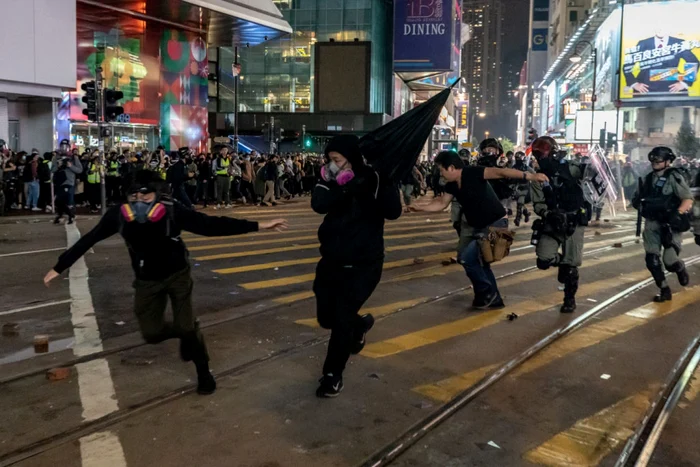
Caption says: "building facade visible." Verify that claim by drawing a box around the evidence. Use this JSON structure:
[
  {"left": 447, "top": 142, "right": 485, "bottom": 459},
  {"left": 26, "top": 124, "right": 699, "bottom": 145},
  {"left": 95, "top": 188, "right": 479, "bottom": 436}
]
[
  {"left": 462, "top": 0, "right": 503, "bottom": 117},
  {"left": 0, "top": 0, "right": 290, "bottom": 154}
]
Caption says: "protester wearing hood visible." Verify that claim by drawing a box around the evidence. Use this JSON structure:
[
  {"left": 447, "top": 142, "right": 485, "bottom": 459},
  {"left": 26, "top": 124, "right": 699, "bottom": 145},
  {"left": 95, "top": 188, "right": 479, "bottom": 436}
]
[
  {"left": 311, "top": 135, "right": 402, "bottom": 398},
  {"left": 44, "top": 170, "right": 288, "bottom": 395}
]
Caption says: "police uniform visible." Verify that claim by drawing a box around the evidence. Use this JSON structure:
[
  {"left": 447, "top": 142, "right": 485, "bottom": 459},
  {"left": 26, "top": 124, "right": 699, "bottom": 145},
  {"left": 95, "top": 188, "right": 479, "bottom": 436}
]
[
  {"left": 530, "top": 137, "right": 588, "bottom": 313},
  {"left": 512, "top": 155, "right": 533, "bottom": 226},
  {"left": 634, "top": 147, "right": 692, "bottom": 301}
]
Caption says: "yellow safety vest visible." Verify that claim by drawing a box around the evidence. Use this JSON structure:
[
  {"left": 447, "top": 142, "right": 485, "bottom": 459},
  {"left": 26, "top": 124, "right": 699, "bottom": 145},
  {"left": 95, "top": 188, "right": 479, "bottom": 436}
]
[
  {"left": 107, "top": 161, "right": 119, "bottom": 177},
  {"left": 87, "top": 163, "right": 101, "bottom": 184},
  {"left": 216, "top": 158, "right": 230, "bottom": 176}
]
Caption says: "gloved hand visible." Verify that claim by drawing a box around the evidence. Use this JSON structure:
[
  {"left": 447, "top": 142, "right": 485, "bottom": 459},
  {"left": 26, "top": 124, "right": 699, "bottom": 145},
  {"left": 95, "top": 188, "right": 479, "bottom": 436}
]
[
  {"left": 668, "top": 212, "right": 691, "bottom": 233},
  {"left": 695, "top": 235, "right": 700, "bottom": 246},
  {"left": 545, "top": 211, "right": 567, "bottom": 229}
]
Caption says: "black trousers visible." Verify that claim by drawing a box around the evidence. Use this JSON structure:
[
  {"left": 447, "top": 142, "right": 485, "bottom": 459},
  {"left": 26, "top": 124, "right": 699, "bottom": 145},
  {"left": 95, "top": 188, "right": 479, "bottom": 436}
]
[{"left": 313, "top": 258, "right": 383, "bottom": 376}]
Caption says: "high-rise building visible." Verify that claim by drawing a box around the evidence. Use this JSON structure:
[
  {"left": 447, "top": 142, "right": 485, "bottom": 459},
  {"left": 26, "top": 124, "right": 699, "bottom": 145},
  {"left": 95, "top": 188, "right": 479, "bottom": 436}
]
[{"left": 462, "top": 0, "right": 503, "bottom": 117}]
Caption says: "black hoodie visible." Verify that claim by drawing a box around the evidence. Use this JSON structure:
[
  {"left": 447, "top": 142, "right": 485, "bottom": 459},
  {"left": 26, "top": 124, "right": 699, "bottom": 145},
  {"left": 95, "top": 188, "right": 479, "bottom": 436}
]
[{"left": 312, "top": 164, "right": 401, "bottom": 266}]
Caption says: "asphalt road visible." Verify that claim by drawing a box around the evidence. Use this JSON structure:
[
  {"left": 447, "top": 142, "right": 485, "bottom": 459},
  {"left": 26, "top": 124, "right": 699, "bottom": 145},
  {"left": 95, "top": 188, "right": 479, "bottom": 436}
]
[{"left": 0, "top": 199, "right": 698, "bottom": 467}]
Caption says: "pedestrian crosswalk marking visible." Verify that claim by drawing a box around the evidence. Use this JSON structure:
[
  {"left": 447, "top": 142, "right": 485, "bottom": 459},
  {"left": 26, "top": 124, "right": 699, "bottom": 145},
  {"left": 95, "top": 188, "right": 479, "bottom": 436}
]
[
  {"left": 194, "top": 243, "right": 319, "bottom": 261},
  {"left": 213, "top": 241, "right": 454, "bottom": 275},
  {"left": 522, "top": 389, "right": 655, "bottom": 466},
  {"left": 237, "top": 245, "right": 456, "bottom": 289},
  {"left": 184, "top": 218, "right": 452, "bottom": 243},
  {"left": 189, "top": 226, "right": 456, "bottom": 252},
  {"left": 361, "top": 270, "right": 649, "bottom": 359},
  {"left": 414, "top": 284, "right": 700, "bottom": 402},
  {"left": 273, "top": 290, "right": 315, "bottom": 304},
  {"left": 294, "top": 298, "right": 429, "bottom": 328}
]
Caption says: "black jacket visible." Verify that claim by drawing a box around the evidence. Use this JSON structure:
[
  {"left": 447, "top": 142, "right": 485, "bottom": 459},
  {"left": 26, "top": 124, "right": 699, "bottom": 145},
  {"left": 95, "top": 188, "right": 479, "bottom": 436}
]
[
  {"left": 312, "top": 166, "right": 401, "bottom": 266},
  {"left": 53, "top": 201, "right": 258, "bottom": 281},
  {"left": 167, "top": 161, "right": 188, "bottom": 187}
]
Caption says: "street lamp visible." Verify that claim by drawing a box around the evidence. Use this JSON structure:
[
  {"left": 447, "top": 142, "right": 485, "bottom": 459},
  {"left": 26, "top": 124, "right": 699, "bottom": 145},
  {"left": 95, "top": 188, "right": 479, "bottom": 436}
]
[
  {"left": 570, "top": 40, "right": 597, "bottom": 149},
  {"left": 469, "top": 110, "right": 486, "bottom": 145}
]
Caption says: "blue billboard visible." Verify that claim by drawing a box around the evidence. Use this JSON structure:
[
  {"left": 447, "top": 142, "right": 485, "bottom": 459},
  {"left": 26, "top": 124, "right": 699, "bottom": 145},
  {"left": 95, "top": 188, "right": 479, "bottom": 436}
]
[
  {"left": 394, "top": 0, "right": 455, "bottom": 72},
  {"left": 532, "top": 28, "right": 548, "bottom": 51},
  {"left": 532, "top": 0, "right": 549, "bottom": 22}
]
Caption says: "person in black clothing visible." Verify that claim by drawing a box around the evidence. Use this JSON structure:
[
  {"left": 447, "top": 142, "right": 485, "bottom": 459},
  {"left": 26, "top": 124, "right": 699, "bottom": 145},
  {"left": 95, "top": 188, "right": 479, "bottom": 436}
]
[
  {"left": 311, "top": 135, "right": 402, "bottom": 398},
  {"left": 261, "top": 154, "right": 279, "bottom": 206},
  {"left": 477, "top": 138, "right": 515, "bottom": 216},
  {"left": 44, "top": 170, "right": 288, "bottom": 394},
  {"left": 167, "top": 148, "right": 192, "bottom": 208},
  {"left": 196, "top": 153, "right": 212, "bottom": 207},
  {"left": 411, "top": 151, "right": 548, "bottom": 309}
]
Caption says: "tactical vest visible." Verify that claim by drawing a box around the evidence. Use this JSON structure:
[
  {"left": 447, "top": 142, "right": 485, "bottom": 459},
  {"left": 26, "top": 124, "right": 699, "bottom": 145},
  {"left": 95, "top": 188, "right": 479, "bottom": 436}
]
[
  {"left": 640, "top": 169, "right": 680, "bottom": 222},
  {"left": 107, "top": 161, "right": 119, "bottom": 177},
  {"left": 545, "top": 161, "right": 585, "bottom": 213}
]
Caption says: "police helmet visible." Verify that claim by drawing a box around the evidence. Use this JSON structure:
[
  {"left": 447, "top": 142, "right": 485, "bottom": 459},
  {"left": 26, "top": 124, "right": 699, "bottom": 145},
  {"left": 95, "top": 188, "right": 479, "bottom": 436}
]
[
  {"left": 478, "top": 138, "right": 504, "bottom": 157},
  {"left": 648, "top": 146, "right": 676, "bottom": 164},
  {"left": 530, "top": 136, "right": 560, "bottom": 159}
]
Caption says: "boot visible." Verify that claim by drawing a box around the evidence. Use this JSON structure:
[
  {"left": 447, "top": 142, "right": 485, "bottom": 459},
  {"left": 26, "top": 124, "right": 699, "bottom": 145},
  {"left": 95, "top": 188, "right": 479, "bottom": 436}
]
[
  {"left": 195, "top": 360, "right": 216, "bottom": 395},
  {"left": 668, "top": 261, "right": 690, "bottom": 287},
  {"left": 514, "top": 214, "right": 521, "bottom": 227},
  {"left": 653, "top": 287, "right": 672, "bottom": 303},
  {"left": 559, "top": 266, "right": 579, "bottom": 314},
  {"left": 523, "top": 209, "right": 530, "bottom": 223}
]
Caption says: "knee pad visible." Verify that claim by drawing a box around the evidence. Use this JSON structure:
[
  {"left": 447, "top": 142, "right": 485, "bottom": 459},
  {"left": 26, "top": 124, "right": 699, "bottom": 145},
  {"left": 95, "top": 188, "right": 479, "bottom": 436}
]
[
  {"left": 666, "top": 261, "right": 685, "bottom": 273},
  {"left": 537, "top": 258, "right": 554, "bottom": 270},
  {"left": 645, "top": 253, "right": 662, "bottom": 271}
]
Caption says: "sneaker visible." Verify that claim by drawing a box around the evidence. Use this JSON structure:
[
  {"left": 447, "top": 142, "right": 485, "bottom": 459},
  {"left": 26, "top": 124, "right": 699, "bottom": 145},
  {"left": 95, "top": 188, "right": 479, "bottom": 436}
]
[
  {"left": 11, "top": 203, "right": 19, "bottom": 210},
  {"left": 471, "top": 292, "right": 499, "bottom": 310},
  {"left": 67, "top": 217, "right": 74, "bottom": 225},
  {"left": 197, "top": 373, "right": 217, "bottom": 395},
  {"left": 224, "top": 204, "right": 232, "bottom": 209},
  {"left": 31, "top": 207, "right": 41, "bottom": 212},
  {"left": 560, "top": 298, "right": 577, "bottom": 313},
  {"left": 214, "top": 204, "right": 221, "bottom": 210},
  {"left": 653, "top": 287, "right": 672, "bottom": 303},
  {"left": 350, "top": 314, "right": 375, "bottom": 354},
  {"left": 45, "top": 206, "right": 53, "bottom": 213},
  {"left": 316, "top": 373, "right": 343, "bottom": 398},
  {"left": 489, "top": 298, "right": 506, "bottom": 309},
  {"left": 24, "top": 205, "right": 30, "bottom": 210},
  {"left": 53, "top": 216, "right": 62, "bottom": 225}
]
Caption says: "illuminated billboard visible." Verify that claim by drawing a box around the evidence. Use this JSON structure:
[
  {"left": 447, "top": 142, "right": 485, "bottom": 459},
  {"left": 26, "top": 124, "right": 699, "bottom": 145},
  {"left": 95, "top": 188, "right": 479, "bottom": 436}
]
[
  {"left": 620, "top": 1, "right": 700, "bottom": 102},
  {"left": 394, "top": 0, "right": 456, "bottom": 72},
  {"left": 594, "top": 9, "right": 620, "bottom": 108}
]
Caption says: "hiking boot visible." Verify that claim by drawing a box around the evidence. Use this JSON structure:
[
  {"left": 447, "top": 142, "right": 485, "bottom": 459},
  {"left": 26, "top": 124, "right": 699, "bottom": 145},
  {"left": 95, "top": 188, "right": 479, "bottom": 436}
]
[
  {"left": 653, "top": 287, "right": 672, "bottom": 303},
  {"left": 677, "top": 268, "right": 690, "bottom": 287},
  {"left": 560, "top": 298, "right": 577, "bottom": 313}
]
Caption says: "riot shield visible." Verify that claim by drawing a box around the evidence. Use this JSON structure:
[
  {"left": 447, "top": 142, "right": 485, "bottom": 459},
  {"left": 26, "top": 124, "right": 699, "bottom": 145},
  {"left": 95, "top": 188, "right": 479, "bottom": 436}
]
[{"left": 582, "top": 145, "right": 618, "bottom": 207}]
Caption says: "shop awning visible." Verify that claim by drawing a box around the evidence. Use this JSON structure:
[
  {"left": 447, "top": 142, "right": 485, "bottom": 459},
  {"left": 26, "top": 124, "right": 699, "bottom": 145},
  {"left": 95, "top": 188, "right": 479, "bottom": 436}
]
[{"left": 78, "top": 0, "right": 291, "bottom": 47}]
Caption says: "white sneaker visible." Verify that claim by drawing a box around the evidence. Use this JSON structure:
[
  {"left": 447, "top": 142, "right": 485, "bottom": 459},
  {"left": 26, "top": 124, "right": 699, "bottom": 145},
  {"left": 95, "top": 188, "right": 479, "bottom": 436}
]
[
  {"left": 225, "top": 204, "right": 232, "bottom": 209},
  {"left": 45, "top": 206, "right": 53, "bottom": 213},
  {"left": 11, "top": 204, "right": 19, "bottom": 210},
  {"left": 31, "top": 207, "right": 41, "bottom": 212},
  {"left": 214, "top": 204, "right": 221, "bottom": 210}
]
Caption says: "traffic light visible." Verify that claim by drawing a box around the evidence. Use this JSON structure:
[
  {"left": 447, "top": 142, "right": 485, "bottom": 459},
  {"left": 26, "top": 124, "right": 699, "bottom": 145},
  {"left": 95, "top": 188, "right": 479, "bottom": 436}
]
[
  {"left": 81, "top": 81, "right": 97, "bottom": 122},
  {"left": 103, "top": 88, "right": 124, "bottom": 122},
  {"left": 305, "top": 137, "right": 312, "bottom": 148},
  {"left": 606, "top": 132, "right": 617, "bottom": 150}
]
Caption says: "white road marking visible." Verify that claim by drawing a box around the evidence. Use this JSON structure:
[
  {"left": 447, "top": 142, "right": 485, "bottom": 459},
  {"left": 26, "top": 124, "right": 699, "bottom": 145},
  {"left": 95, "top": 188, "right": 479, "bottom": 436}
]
[
  {"left": 0, "top": 246, "right": 64, "bottom": 258},
  {"left": 0, "top": 299, "right": 72, "bottom": 316},
  {"left": 80, "top": 431, "right": 127, "bottom": 467},
  {"left": 64, "top": 223, "right": 126, "bottom": 467}
]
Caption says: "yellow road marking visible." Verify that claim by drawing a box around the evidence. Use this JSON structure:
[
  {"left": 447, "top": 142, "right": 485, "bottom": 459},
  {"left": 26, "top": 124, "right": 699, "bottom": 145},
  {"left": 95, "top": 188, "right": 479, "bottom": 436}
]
[
  {"left": 213, "top": 241, "right": 454, "bottom": 275},
  {"left": 523, "top": 390, "right": 656, "bottom": 466},
  {"left": 415, "top": 285, "right": 700, "bottom": 402},
  {"left": 184, "top": 218, "right": 453, "bottom": 243},
  {"left": 294, "top": 298, "right": 429, "bottom": 328},
  {"left": 237, "top": 244, "right": 455, "bottom": 289},
  {"left": 361, "top": 271, "right": 648, "bottom": 359},
  {"left": 189, "top": 226, "right": 455, "bottom": 251},
  {"left": 194, "top": 243, "right": 318, "bottom": 261},
  {"left": 273, "top": 291, "right": 315, "bottom": 304}
]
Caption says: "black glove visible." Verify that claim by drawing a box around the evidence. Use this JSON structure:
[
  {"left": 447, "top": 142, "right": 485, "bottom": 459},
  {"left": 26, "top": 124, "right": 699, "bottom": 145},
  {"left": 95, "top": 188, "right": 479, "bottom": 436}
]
[
  {"left": 695, "top": 235, "right": 700, "bottom": 246},
  {"left": 545, "top": 211, "right": 567, "bottom": 229},
  {"left": 668, "top": 212, "right": 691, "bottom": 233}
]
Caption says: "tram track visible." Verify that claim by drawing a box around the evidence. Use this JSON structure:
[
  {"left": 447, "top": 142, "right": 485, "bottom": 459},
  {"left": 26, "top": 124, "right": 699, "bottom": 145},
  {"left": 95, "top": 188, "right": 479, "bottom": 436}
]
[
  {"left": 0, "top": 236, "right": 645, "bottom": 466},
  {"left": 614, "top": 335, "right": 700, "bottom": 467},
  {"left": 357, "top": 254, "right": 700, "bottom": 467}
]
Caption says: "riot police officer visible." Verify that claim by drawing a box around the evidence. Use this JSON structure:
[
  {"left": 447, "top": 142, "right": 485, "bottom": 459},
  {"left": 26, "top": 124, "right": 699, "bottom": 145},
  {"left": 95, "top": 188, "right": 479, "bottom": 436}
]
[
  {"left": 633, "top": 147, "right": 693, "bottom": 302},
  {"left": 512, "top": 151, "right": 533, "bottom": 226},
  {"left": 478, "top": 139, "right": 514, "bottom": 215},
  {"left": 530, "top": 136, "right": 589, "bottom": 313}
]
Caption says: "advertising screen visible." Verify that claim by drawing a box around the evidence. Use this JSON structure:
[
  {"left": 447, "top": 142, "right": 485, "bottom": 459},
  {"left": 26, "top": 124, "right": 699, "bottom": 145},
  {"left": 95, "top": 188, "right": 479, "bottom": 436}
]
[
  {"left": 594, "top": 9, "right": 620, "bottom": 108},
  {"left": 394, "top": 0, "right": 455, "bottom": 72},
  {"left": 620, "top": 1, "right": 700, "bottom": 102},
  {"left": 574, "top": 110, "right": 623, "bottom": 143}
]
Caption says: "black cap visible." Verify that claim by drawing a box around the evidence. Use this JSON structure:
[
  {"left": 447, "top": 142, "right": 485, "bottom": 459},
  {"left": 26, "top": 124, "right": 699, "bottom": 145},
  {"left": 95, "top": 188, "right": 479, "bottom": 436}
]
[
  {"left": 128, "top": 169, "right": 163, "bottom": 194},
  {"left": 324, "top": 134, "right": 364, "bottom": 167}
]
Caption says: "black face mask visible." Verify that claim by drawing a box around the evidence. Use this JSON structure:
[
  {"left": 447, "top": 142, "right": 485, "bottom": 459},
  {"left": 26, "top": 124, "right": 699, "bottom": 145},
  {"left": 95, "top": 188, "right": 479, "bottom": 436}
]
[{"left": 537, "top": 157, "right": 555, "bottom": 174}]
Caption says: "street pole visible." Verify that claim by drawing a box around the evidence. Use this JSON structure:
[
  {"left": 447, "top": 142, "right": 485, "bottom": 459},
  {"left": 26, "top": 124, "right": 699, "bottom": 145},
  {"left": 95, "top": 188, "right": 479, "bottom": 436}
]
[
  {"left": 233, "top": 46, "right": 239, "bottom": 155},
  {"left": 96, "top": 66, "right": 107, "bottom": 215},
  {"left": 590, "top": 48, "right": 597, "bottom": 150}
]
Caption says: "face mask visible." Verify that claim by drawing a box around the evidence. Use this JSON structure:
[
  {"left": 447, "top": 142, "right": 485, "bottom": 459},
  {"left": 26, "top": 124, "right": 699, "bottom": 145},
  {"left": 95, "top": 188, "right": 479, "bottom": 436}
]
[
  {"left": 329, "top": 161, "right": 346, "bottom": 175},
  {"left": 438, "top": 176, "right": 447, "bottom": 186},
  {"left": 538, "top": 157, "right": 555, "bottom": 173},
  {"left": 122, "top": 200, "right": 166, "bottom": 224}
]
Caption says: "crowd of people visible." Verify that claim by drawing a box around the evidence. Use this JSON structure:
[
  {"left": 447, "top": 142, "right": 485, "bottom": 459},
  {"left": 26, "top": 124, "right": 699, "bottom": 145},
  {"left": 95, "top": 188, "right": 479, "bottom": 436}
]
[{"left": 0, "top": 140, "right": 330, "bottom": 219}]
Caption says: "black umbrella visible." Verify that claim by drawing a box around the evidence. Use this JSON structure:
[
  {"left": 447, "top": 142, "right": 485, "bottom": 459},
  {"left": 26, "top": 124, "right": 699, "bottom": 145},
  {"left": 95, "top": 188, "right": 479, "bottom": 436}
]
[{"left": 359, "top": 85, "right": 454, "bottom": 183}]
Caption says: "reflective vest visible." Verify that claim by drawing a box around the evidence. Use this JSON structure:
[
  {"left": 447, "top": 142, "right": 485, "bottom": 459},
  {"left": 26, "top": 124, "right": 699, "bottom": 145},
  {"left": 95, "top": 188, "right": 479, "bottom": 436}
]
[
  {"left": 216, "top": 158, "right": 230, "bottom": 176},
  {"left": 87, "top": 162, "right": 101, "bottom": 184},
  {"left": 107, "top": 161, "right": 119, "bottom": 177}
]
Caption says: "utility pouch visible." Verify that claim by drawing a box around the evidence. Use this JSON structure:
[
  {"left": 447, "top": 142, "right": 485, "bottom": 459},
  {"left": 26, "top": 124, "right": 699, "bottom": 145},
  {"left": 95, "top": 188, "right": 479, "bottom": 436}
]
[{"left": 479, "top": 228, "right": 516, "bottom": 264}]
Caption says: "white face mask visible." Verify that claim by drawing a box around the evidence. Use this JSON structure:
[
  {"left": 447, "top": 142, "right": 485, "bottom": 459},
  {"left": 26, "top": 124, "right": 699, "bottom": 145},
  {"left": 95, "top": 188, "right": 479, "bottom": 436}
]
[{"left": 329, "top": 161, "right": 345, "bottom": 175}]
